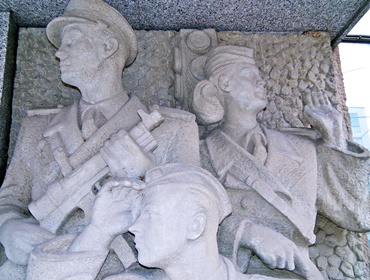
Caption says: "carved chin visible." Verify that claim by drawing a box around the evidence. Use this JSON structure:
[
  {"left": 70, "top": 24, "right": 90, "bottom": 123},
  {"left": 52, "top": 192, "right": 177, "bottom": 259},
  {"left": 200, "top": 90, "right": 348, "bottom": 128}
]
[
  {"left": 60, "top": 71, "right": 75, "bottom": 81},
  {"left": 60, "top": 72, "right": 84, "bottom": 87},
  {"left": 137, "top": 252, "right": 154, "bottom": 268}
]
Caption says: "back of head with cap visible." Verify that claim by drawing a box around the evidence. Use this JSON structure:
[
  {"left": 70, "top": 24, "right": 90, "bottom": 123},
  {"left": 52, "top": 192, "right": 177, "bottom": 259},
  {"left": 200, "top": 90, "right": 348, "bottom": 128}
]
[
  {"left": 46, "top": 0, "right": 138, "bottom": 66},
  {"left": 144, "top": 163, "right": 232, "bottom": 225}
]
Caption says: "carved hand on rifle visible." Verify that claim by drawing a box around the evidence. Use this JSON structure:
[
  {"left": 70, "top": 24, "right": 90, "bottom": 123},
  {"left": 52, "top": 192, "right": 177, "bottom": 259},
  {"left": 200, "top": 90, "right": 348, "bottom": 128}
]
[
  {"left": 0, "top": 217, "right": 55, "bottom": 265},
  {"left": 69, "top": 179, "right": 142, "bottom": 252},
  {"left": 303, "top": 92, "right": 346, "bottom": 149},
  {"left": 101, "top": 129, "right": 154, "bottom": 179},
  {"left": 242, "top": 223, "right": 310, "bottom": 277}
]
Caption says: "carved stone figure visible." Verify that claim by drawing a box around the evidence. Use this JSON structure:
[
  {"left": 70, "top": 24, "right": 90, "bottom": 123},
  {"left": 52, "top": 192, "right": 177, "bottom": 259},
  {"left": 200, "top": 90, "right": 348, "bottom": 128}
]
[
  {"left": 27, "top": 163, "right": 277, "bottom": 280},
  {"left": 192, "top": 46, "right": 370, "bottom": 279},
  {"left": 0, "top": 0, "right": 199, "bottom": 278}
]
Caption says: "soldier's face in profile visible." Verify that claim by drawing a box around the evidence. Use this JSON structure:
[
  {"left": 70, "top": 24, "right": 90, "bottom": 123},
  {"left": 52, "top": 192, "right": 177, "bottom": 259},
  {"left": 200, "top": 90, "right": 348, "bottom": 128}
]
[
  {"left": 225, "top": 63, "right": 267, "bottom": 112},
  {"left": 55, "top": 24, "right": 104, "bottom": 87},
  {"left": 129, "top": 186, "right": 189, "bottom": 268}
]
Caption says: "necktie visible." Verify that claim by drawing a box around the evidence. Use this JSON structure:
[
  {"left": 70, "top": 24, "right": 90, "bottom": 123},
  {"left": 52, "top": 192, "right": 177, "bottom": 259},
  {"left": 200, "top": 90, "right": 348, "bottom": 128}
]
[
  {"left": 81, "top": 108, "right": 98, "bottom": 140},
  {"left": 243, "top": 132, "right": 268, "bottom": 165}
]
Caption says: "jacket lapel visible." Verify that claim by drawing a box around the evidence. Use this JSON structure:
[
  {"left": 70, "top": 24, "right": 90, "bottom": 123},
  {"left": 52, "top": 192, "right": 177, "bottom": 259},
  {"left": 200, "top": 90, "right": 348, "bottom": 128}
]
[{"left": 206, "top": 127, "right": 307, "bottom": 193}]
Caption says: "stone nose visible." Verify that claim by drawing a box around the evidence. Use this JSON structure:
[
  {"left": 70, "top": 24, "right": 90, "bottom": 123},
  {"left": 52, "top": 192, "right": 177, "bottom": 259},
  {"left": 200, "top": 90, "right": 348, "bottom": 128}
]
[{"left": 55, "top": 47, "right": 67, "bottom": 60}]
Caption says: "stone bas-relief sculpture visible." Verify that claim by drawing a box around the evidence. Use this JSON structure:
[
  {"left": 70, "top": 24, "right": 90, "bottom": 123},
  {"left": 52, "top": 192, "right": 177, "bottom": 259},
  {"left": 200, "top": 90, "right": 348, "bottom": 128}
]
[
  {"left": 1, "top": 0, "right": 370, "bottom": 279},
  {"left": 27, "top": 163, "right": 278, "bottom": 280},
  {"left": 0, "top": 0, "right": 199, "bottom": 278},
  {"left": 192, "top": 46, "right": 370, "bottom": 279}
]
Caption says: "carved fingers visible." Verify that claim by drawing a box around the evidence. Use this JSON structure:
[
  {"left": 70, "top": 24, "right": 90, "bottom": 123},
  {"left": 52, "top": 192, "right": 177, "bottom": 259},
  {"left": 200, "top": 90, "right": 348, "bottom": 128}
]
[
  {"left": 101, "top": 129, "right": 153, "bottom": 178},
  {"left": 303, "top": 91, "right": 345, "bottom": 148},
  {"left": 257, "top": 242, "right": 295, "bottom": 271},
  {"left": 246, "top": 223, "right": 310, "bottom": 275},
  {"left": 262, "top": 243, "right": 310, "bottom": 276},
  {"left": 91, "top": 179, "right": 142, "bottom": 237}
]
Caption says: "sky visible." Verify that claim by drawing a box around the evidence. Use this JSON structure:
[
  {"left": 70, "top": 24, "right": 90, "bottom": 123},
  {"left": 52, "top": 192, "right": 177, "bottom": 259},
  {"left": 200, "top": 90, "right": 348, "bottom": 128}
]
[{"left": 339, "top": 9, "right": 370, "bottom": 148}]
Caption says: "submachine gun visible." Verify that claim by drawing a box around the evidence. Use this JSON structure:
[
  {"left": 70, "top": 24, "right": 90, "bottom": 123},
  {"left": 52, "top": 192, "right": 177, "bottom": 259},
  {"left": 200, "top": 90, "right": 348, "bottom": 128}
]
[{"left": 29, "top": 109, "right": 164, "bottom": 234}]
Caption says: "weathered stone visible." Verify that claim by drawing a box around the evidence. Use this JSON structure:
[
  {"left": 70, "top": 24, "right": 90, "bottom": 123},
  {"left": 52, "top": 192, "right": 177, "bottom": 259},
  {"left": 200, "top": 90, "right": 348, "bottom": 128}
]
[
  {"left": 347, "top": 232, "right": 361, "bottom": 247},
  {"left": 309, "top": 245, "right": 319, "bottom": 259},
  {"left": 316, "top": 244, "right": 335, "bottom": 257},
  {"left": 320, "top": 62, "right": 330, "bottom": 73},
  {"left": 298, "top": 80, "right": 308, "bottom": 91},
  {"left": 315, "top": 215, "right": 329, "bottom": 229},
  {"left": 287, "top": 79, "right": 298, "bottom": 87},
  {"left": 352, "top": 244, "right": 366, "bottom": 261},
  {"left": 311, "top": 65, "right": 319, "bottom": 75},
  {"left": 353, "top": 261, "right": 366, "bottom": 277},
  {"left": 340, "top": 261, "right": 355, "bottom": 278},
  {"left": 0, "top": 12, "right": 17, "bottom": 185},
  {"left": 317, "top": 256, "right": 328, "bottom": 270},
  {"left": 280, "top": 85, "right": 292, "bottom": 96},
  {"left": 315, "top": 229, "right": 326, "bottom": 244},
  {"left": 1, "top": 1, "right": 369, "bottom": 279},
  {"left": 328, "top": 254, "right": 341, "bottom": 268},
  {"left": 327, "top": 266, "right": 344, "bottom": 280},
  {"left": 333, "top": 228, "right": 347, "bottom": 247},
  {"left": 288, "top": 69, "right": 299, "bottom": 80},
  {"left": 335, "top": 246, "right": 358, "bottom": 265},
  {"left": 324, "top": 234, "right": 337, "bottom": 247},
  {"left": 322, "top": 220, "right": 337, "bottom": 235}
]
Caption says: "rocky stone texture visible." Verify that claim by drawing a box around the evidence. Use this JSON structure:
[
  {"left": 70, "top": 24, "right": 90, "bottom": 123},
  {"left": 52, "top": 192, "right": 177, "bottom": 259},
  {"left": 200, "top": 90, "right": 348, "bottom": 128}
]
[
  {"left": 122, "top": 30, "right": 177, "bottom": 108},
  {"left": 8, "top": 28, "right": 370, "bottom": 279},
  {"left": 0, "top": 12, "right": 17, "bottom": 185},
  {"left": 311, "top": 216, "right": 370, "bottom": 280}
]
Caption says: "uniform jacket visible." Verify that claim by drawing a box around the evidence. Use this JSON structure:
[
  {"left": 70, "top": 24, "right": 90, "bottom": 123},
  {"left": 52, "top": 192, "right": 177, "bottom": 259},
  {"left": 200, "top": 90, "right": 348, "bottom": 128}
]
[
  {"left": 0, "top": 95, "right": 200, "bottom": 278},
  {"left": 201, "top": 126, "right": 370, "bottom": 279}
]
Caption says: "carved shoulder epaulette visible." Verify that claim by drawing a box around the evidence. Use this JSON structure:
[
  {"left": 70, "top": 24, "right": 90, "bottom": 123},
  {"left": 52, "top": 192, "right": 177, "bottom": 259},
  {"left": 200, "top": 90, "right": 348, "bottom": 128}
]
[{"left": 153, "top": 106, "right": 196, "bottom": 122}]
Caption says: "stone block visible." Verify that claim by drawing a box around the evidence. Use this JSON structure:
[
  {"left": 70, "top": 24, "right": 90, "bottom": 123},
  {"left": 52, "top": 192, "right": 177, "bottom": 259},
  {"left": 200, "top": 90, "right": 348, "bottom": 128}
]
[
  {"left": 328, "top": 254, "right": 341, "bottom": 268},
  {"left": 316, "top": 243, "right": 334, "bottom": 258},
  {"left": 327, "top": 266, "right": 344, "bottom": 280},
  {"left": 335, "top": 246, "right": 357, "bottom": 265},
  {"left": 315, "top": 229, "right": 326, "bottom": 244},
  {"left": 317, "top": 256, "right": 328, "bottom": 270},
  {"left": 353, "top": 261, "right": 366, "bottom": 277},
  {"left": 0, "top": 12, "right": 17, "bottom": 184},
  {"left": 340, "top": 261, "right": 355, "bottom": 278},
  {"left": 324, "top": 234, "right": 338, "bottom": 247}
]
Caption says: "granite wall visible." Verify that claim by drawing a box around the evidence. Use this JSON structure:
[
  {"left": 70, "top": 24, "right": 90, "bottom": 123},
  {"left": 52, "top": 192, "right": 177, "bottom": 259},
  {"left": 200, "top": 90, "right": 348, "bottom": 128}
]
[
  {"left": 6, "top": 28, "right": 370, "bottom": 279},
  {"left": 0, "top": 12, "right": 17, "bottom": 185}
]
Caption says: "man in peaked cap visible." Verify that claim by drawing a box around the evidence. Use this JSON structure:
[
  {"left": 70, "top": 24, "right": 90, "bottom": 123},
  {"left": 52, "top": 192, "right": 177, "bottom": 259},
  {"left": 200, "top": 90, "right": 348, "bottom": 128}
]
[
  {"left": 0, "top": 0, "right": 199, "bottom": 278},
  {"left": 27, "top": 163, "right": 275, "bottom": 279}
]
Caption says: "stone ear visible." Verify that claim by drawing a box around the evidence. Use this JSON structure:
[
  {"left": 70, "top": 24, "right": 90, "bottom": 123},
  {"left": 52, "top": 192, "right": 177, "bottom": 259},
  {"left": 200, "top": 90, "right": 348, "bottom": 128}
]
[
  {"left": 192, "top": 80, "right": 224, "bottom": 125},
  {"left": 103, "top": 37, "right": 119, "bottom": 58},
  {"left": 218, "top": 75, "right": 230, "bottom": 92},
  {"left": 187, "top": 212, "right": 206, "bottom": 240}
]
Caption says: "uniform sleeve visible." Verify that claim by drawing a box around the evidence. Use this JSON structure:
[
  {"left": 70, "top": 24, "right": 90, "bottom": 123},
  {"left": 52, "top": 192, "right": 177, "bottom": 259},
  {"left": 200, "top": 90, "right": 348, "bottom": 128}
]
[
  {"left": 0, "top": 116, "right": 49, "bottom": 227},
  {"left": 27, "top": 234, "right": 108, "bottom": 280},
  {"left": 316, "top": 140, "right": 370, "bottom": 231},
  {"left": 152, "top": 107, "right": 200, "bottom": 166}
]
